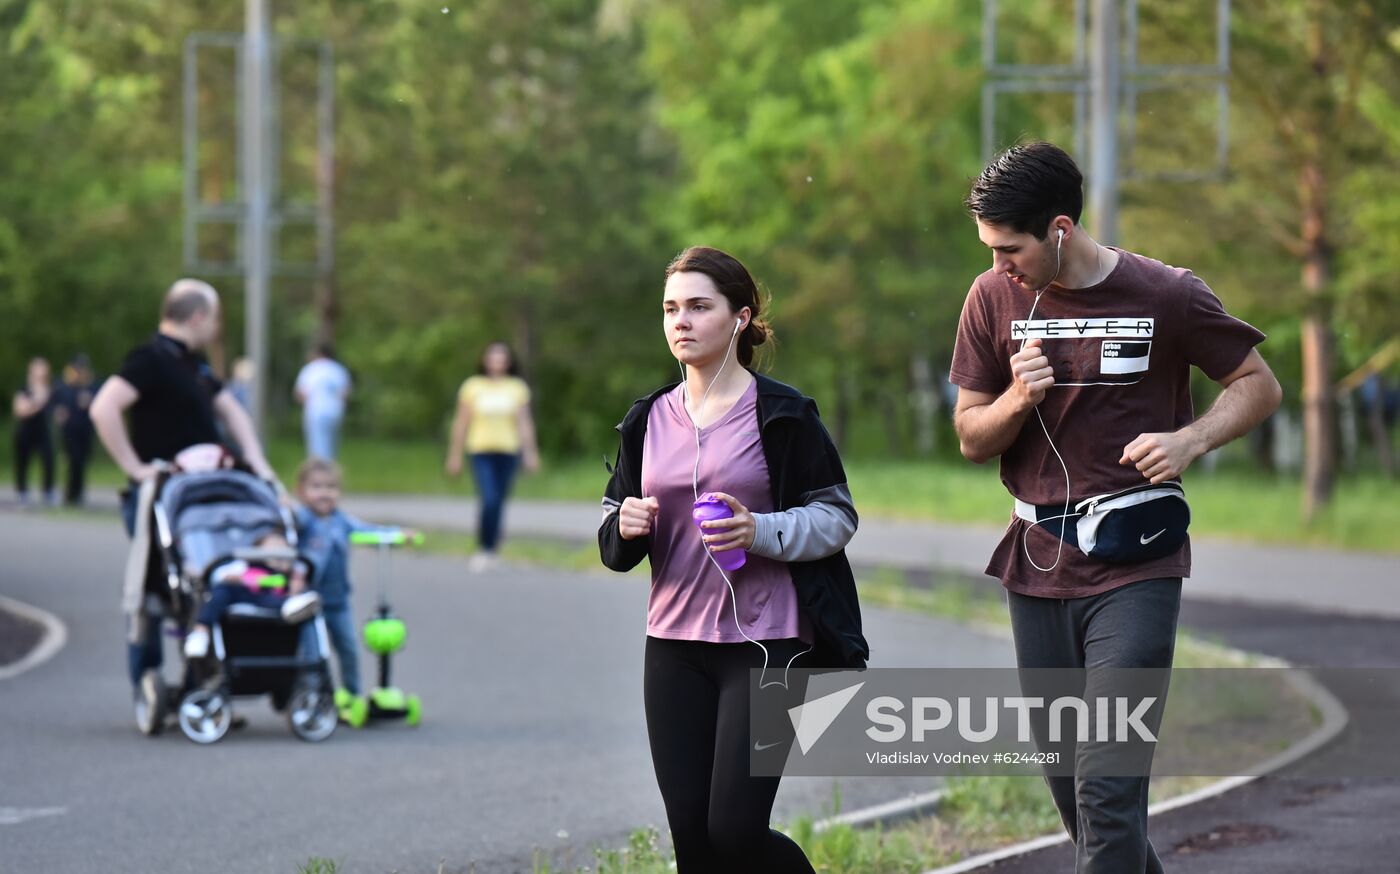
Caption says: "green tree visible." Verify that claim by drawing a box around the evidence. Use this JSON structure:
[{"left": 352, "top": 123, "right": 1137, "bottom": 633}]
[
  {"left": 642, "top": 0, "right": 992, "bottom": 454},
  {"left": 1123, "top": 0, "right": 1400, "bottom": 514}
]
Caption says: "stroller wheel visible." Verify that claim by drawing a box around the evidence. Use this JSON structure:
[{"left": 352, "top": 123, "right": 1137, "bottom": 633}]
[
  {"left": 134, "top": 670, "right": 166, "bottom": 736},
  {"left": 178, "top": 689, "right": 233, "bottom": 744},
  {"left": 287, "top": 681, "right": 338, "bottom": 742}
]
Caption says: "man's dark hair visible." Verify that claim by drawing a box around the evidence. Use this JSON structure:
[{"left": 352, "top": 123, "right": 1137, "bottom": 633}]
[{"left": 965, "top": 142, "right": 1084, "bottom": 240}]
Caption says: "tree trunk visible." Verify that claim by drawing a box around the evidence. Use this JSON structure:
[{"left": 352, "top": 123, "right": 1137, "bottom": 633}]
[
  {"left": 1249, "top": 413, "right": 1276, "bottom": 474},
  {"left": 313, "top": 46, "right": 337, "bottom": 353},
  {"left": 514, "top": 302, "right": 535, "bottom": 378},
  {"left": 312, "top": 273, "right": 338, "bottom": 352},
  {"left": 832, "top": 367, "right": 852, "bottom": 451},
  {"left": 1299, "top": 3, "right": 1335, "bottom": 522},
  {"left": 909, "top": 353, "right": 939, "bottom": 456},
  {"left": 1299, "top": 199, "right": 1335, "bottom": 521},
  {"left": 881, "top": 379, "right": 903, "bottom": 458}
]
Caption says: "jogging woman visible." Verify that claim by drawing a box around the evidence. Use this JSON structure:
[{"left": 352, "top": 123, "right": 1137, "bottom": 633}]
[{"left": 598, "top": 246, "right": 868, "bottom": 873}]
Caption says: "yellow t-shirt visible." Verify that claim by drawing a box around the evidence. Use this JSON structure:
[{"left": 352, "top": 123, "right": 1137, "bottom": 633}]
[{"left": 458, "top": 375, "right": 531, "bottom": 454}]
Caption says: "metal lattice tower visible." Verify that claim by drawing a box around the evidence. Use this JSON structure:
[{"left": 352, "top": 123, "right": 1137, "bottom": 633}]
[
  {"left": 981, "top": 0, "right": 1231, "bottom": 245},
  {"left": 182, "top": 0, "right": 334, "bottom": 433}
]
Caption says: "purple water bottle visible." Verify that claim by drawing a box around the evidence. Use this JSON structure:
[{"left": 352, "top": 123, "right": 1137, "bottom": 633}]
[{"left": 692, "top": 492, "right": 747, "bottom": 572}]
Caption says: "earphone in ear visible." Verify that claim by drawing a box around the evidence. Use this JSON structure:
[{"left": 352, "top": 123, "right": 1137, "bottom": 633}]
[
  {"left": 733, "top": 317, "right": 744, "bottom": 336},
  {"left": 1020, "top": 222, "right": 1072, "bottom": 573}
]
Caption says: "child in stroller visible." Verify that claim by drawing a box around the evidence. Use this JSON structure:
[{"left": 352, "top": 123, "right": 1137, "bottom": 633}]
[
  {"left": 181, "top": 528, "right": 321, "bottom": 659},
  {"left": 147, "top": 465, "right": 340, "bottom": 743}
]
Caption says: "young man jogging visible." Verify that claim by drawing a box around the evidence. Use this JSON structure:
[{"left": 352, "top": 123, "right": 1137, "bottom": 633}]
[{"left": 950, "top": 142, "right": 1281, "bottom": 872}]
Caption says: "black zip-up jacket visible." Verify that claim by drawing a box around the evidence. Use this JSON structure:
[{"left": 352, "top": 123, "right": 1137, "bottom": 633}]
[{"left": 598, "top": 372, "right": 869, "bottom": 670}]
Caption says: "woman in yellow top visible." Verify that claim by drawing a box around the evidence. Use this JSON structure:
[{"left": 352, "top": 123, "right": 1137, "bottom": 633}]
[{"left": 445, "top": 342, "right": 540, "bottom": 570}]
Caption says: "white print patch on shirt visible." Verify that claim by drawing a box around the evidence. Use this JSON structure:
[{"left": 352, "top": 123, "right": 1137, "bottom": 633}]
[
  {"left": 1009, "top": 318, "right": 1155, "bottom": 386},
  {"left": 1100, "top": 340, "right": 1152, "bottom": 374},
  {"left": 1010, "top": 317, "right": 1155, "bottom": 340}
]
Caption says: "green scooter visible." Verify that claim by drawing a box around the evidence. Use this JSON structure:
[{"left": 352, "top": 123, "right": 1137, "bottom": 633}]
[{"left": 336, "top": 529, "right": 424, "bottom": 728}]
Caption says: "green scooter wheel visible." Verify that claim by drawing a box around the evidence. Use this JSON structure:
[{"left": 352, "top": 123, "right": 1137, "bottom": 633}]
[{"left": 406, "top": 695, "right": 422, "bottom": 727}]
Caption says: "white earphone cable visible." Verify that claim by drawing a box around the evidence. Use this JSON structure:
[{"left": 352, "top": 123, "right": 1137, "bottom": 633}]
[
  {"left": 680, "top": 317, "right": 811, "bottom": 689},
  {"left": 1019, "top": 231, "right": 1076, "bottom": 573}
]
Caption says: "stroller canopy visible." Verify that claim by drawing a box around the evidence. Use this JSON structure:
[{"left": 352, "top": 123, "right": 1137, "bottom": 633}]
[
  {"left": 160, "top": 470, "right": 287, "bottom": 580},
  {"left": 160, "top": 469, "right": 280, "bottom": 518}
]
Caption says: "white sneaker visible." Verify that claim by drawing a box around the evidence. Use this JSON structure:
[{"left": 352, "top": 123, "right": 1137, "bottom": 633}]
[
  {"left": 184, "top": 627, "right": 210, "bottom": 659},
  {"left": 468, "top": 552, "right": 499, "bottom": 573},
  {"left": 281, "top": 591, "right": 322, "bottom": 624}
]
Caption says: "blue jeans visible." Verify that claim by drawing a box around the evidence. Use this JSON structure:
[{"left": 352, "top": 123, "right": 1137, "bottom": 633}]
[
  {"left": 470, "top": 452, "right": 519, "bottom": 552},
  {"left": 321, "top": 604, "right": 361, "bottom": 695},
  {"left": 126, "top": 613, "right": 164, "bottom": 688},
  {"left": 1008, "top": 578, "right": 1182, "bottom": 874},
  {"left": 121, "top": 486, "right": 140, "bottom": 537},
  {"left": 304, "top": 411, "right": 343, "bottom": 460},
  {"left": 122, "top": 487, "right": 163, "bottom": 688}
]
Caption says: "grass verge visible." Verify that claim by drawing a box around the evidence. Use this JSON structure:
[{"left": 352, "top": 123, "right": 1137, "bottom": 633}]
[{"left": 11, "top": 435, "right": 1397, "bottom": 552}]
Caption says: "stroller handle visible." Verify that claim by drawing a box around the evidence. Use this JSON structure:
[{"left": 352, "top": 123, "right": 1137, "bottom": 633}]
[{"left": 350, "top": 530, "right": 423, "bottom": 547}]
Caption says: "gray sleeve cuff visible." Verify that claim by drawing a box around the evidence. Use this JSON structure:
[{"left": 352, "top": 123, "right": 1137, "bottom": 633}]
[
  {"left": 750, "top": 512, "right": 784, "bottom": 559},
  {"left": 747, "top": 496, "right": 858, "bottom": 562}
]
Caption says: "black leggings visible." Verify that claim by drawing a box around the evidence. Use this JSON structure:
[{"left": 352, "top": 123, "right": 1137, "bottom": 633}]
[
  {"left": 62, "top": 426, "right": 92, "bottom": 503},
  {"left": 643, "top": 636, "right": 815, "bottom": 874},
  {"left": 13, "top": 425, "right": 54, "bottom": 496}
]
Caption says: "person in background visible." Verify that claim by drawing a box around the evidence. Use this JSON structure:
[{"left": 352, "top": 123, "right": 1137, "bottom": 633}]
[
  {"left": 227, "top": 357, "right": 255, "bottom": 412},
  {"left": 52, "top": 354, "right": 101, "bottom": 506},
  {"left": 294, "top": 343, "right": 352, "bottom": 460},
  {"left": 444, "top": 341, "right": 540, "bottom": 572},
  {"left": 90, "top": 278, "right": 281, "bottom": 718},
  {"left": 12, "top": 357, "right": 56, "bottom": 506}
]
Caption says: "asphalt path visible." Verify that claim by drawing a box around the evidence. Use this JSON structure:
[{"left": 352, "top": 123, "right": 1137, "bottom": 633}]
[
  {"left": 977, "top": 600, "right": 1400, "bottom": 874},
  {"left": 0, "top": 510, "right": 1012, "bottom": 874}
]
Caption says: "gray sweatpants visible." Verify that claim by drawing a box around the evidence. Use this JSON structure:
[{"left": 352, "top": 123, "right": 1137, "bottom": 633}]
[{"left": 1007, "top": 577, "right": 1183, "bottom": 874}]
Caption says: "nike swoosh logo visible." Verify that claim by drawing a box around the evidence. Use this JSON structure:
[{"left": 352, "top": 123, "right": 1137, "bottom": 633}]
[
  {"left": 1140, "top": 529, "right": 1167, "bottom": 545},
  {"left": 753, "top": 740, "right": 784, "bottom": 752}
]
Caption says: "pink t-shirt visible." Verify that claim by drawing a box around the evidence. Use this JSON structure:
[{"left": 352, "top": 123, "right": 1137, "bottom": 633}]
[{"left": 641, "top": 379, "right": 810, "bottom": 643}]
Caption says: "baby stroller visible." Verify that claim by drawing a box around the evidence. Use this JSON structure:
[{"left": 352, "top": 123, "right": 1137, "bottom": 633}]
[{"left": 143, "top": 467, "right": 338, "bottom": 743}]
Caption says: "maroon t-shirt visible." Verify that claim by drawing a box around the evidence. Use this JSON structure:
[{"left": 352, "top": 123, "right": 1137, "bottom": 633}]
[{"left": 949, "top": 249, "right": 1266, "bottom": 599}]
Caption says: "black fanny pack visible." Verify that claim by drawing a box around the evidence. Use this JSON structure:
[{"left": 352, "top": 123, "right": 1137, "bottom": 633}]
[{"left": 1015, "top": 482, "right": 1191, "bottom": 564}]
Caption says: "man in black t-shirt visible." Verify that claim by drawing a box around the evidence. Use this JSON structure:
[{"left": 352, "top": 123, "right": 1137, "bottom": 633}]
[{"left": 91, "top": 279, "right": 280, "bottom": 703}]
